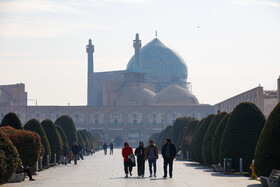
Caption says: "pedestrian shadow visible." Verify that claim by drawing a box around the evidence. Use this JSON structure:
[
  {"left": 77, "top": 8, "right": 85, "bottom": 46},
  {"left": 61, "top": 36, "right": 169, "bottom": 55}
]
[
  {"left": 109, "top": 177, "right": 146, "bottom": 180},
  {"left": 247, "top": 184, "right": 262, "bottom": 187},
  {"left": 184, "top": 163, "right": 199, "bottom": 167},
  {"left": 150, "top": 178, "right": 168, "bottom": 181}
]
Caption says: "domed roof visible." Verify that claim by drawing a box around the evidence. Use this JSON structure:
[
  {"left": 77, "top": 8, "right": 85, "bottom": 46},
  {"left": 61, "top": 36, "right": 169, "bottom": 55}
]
[
  {"left": 152, "top": 84, "right": 199, "bottom": 106},
  {"left": 126, "top": 38, "right": 188, "bottom": 81},
  {"left": 129, "top": 88, "right": 156, "bottom": 102}
]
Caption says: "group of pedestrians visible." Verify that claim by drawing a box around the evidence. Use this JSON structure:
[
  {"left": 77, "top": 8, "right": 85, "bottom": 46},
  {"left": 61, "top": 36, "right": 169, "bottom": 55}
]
[
  {"left": 61, "top": 142, "right": 84, "bottom": 165},
  {"left": 103, "top": 142, "right": 114, "bottom": 155},
  {"left": 122, "top": 138, "right": 177, "bottom": 178}
]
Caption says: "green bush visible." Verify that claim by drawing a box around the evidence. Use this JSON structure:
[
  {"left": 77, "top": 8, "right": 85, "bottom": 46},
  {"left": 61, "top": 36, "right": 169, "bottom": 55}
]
[
  {"left": 202, "top": 112, "right": 227, "bottom": 166},
  {"left": 191, "top": 118, "right": 204, "bottom": 161},
  {"left": 92, "top": 132, "right": 102, "bottom": 147},
  {"left": 212, "top": 113, "right": 231, "bottom": 165},
  {"left": 254, "top": 102, "right": 280, "bottom": 177},
  {"left": 171, "top": 117, "right": 193, "bottom": 149},
  {"left": 219, "top": 102, "right": 265, "bottom": 172},
  {"left": 79, "top": 130, "right": 91, "bottom": 150},
  {"left": 158, "top": 126, "right": 173, "bottom": 149},
  {"left": 0, "top": 126, "right": 41, "bottom": 168},
  {"left": 55, "top": 115, "right": 77, "bottom": 148},
  {"left": 55, "top": 125, "right": 68, "bottom": 146},
  {"left": 41, "top": 120, "right": 62, "bottom": 163},
  {"left": 0, "top": 112, "right": 23, "bottom": 129},
  {"left": 181, "top": 120, "right": 199, "bottom": 159},
  {"left": 192, "top": 114, "right": 215, "bottom": 164},
  {"left": 24, "top": 119, "right": 51, "bottom": 166},
  {"left": 77, "top": 131, "right": 86, "bottom": 150},
  {"left": 0, "top": 132, "right": 19, "bottom": 184}
]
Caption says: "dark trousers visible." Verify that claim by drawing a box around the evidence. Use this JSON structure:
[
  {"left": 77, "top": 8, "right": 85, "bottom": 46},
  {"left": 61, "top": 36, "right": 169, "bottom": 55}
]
[
  {"left": 110, "top": 148, "right": 113, "bottom": 155},
  {"left": 124, "top": 161, "right": 132, "bottom": 174},
  {"left": 137, "top": 159, "right": 145, "bottom": 176},
  {"left": 164, "top": 158, "right": 174, "bottom": 177},
  {"left": 23, "top": 168, "right": 32, "bottom": 180}
]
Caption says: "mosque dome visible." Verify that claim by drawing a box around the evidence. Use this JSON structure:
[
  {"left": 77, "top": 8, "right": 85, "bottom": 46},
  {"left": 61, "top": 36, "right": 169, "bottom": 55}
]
[
  {"left": 126, "top": 38, "right": 188, "bottom": 82},
  {"left": 152, "top": 84, "right": 199, "bottom": 106}
]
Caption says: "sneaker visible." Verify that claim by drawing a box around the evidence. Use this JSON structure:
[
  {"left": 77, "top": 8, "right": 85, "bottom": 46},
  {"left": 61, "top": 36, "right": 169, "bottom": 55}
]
[
  {"left": 125, "top": 174, "right": 128, "bottom": 178},
  {"left": 130, "top": 172, "right": 132, "bottom": 176},
  {"left": 154, "top": 174, "right": 157, "bottom": 177},
  {"left": 163, "top": 175, "right": 167, "bottom": 178},
  {"left": 142, "top": 175, "right": 144, "bottom": 177},
  {"left": 170, "top": 175, "right": 172, "bottom": 178},
  {"left": 29, "top": 179, "right": 35, "bottom": 181},
  {"left": 149, "top": 174, "right": 152, "bottom": 177}
]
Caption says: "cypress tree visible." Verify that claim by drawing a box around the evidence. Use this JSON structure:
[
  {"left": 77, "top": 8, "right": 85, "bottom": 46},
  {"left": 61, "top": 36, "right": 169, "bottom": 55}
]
[
  {"left": 202, "top": 112, "right": 227, "bottom": 166},
  {"left": 181, "top": 120, "right": 199, "bottom": 159},
  {"left": 219, "top": 102, "right": 265, "bottom": 171},
  {"left": 212, "top": 113, "right": 231, "bottom": 165},
  {"left": 0, "top": 112, "right": 23, "bottom": 129},
  {"left": 55, "top": 125, "right": 68, "bottom": 146},
  {"left": 24, "top": 119, "right": 51, "bottom": 165},
  {"left": 254, "top": 103, "right": 280, "bottom": 177},
  {"left": 41, "top": 119, "right": 63, "bottom": 163}
]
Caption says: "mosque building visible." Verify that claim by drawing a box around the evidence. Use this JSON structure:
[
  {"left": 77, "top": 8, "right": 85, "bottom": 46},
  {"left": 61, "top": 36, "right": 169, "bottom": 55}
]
[{"left": 1, "top": 33, "right": 278, "bottom": 146}]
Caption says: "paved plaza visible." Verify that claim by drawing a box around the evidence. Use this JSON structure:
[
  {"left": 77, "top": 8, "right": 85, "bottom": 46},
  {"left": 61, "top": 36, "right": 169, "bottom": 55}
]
[{"left": 3, "top": 149, "right": 261, "bottom": 187}]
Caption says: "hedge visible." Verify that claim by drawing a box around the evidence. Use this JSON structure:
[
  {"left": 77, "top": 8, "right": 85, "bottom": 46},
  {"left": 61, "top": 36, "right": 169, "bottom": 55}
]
[
  {"left": 191, "top": 118, "right": 205, "bottom": 161},
  {"left": 0, "top": 132, "right": 19, "bottom": 184},
  {"left": 172, "top": 117, "right": 194, "bottom": 149},
  {"left": 254, "top": 102, "right": 280, "bottom": 177},
  {"left": 219, "top": 102, "right": 265, "bottom": 172},
  {"left": 55, "top": 125, "right": 68, "bottom": 146},
  {"left": 202, "top": 112, "right": 227, "bottom": 166},
  {"left": 0, "top": 126, "right": 41, "bottom": 168},
  {"left": 181, "top": 120, "right": 199, "bottom": 159},
  {"left": 77, "top": 131, "right": 86, "bottom": 150},
  {"left": 212, "top": 113, "right": 231, "bottom": 165},
  {"left": 24, "top": 119, "right": 51, "bottom": 166},
  {"left": 191, "top": 114, "right": 215, "bottom": 164},
  {"left": 55, "top": 115, "right": 77, "bottom": 148},
  {"left": 79, "top": 130, "right": 91, "bottom": 150},
  {"left": 0, "top": 112, "right": 23, "bottom": 129},
  {"left": 41, "top": 120, "right": 62, "bottom": 163},
  {"left": 148, "top": 132, "right": 160, "bottom": 146}
]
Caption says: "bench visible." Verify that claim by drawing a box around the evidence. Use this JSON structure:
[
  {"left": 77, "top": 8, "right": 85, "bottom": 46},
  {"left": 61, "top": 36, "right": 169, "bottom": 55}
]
[
  {"left": 8, "top": 173, "right": 26, "bottom": 183},
  {"left": 261, "top": 169, "right": 280, "bottom": 187}
]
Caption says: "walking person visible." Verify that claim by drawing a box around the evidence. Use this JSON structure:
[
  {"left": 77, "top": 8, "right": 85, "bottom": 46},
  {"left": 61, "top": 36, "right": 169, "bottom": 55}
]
[
  {"left": 135, "top": 141, "right": 145, "bottom": 177},
  {"left": 161, "top": 138, "right": 177, "bottom": 178},
  {"left": 72, "top": 142, "right": 79, "bottom": 165},
  {"left": 144, "top": 140, "right": 159, "bottom": 177},
  {"left": 122, "top": 142, "right": 133, "bottom": 178},
  {"left": 61, "top": 143, "right": 69, "bottom": 165},
  {"left": 109, "top": 142, "right": 114, "bottom": 155},
  {"left": 103, "top": 142, "right": 108, "bottom": 155},
  {"left": 78, "top": 144, "right": 84, "bottom": 160}
]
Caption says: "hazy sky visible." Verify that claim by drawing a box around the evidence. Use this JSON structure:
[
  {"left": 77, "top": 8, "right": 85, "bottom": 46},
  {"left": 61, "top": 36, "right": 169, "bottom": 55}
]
[{"left": 0, "top": 0, "right": 279, "bottom": 106}]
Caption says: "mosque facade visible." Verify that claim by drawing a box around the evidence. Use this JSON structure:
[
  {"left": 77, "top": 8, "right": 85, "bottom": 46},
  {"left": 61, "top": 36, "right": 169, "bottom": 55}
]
[{"left": 0, "top": 34, "right": 214, "bottom": 146}]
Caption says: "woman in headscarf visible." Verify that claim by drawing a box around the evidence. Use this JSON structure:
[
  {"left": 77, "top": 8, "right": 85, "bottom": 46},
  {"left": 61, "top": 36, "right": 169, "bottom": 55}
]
[{"left": 135, "top": 141, "right": 145, "bottom": 177}]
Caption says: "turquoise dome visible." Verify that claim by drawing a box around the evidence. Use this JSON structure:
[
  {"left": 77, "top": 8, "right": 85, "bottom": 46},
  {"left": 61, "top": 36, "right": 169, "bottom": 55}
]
[{"left": 126, "top": 38, "right": 188, "bottom": 82}]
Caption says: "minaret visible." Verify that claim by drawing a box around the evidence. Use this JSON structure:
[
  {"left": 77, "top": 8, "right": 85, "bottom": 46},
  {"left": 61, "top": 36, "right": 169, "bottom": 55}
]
[
  {"left": 86, "top": 39, "right": 94, "bottom": 73},
  {"left": 86, "top": 39, "right": 94, "bottom": 106},
  {"left": 133, "top": 33, "right": 142, "bottom": 69}
]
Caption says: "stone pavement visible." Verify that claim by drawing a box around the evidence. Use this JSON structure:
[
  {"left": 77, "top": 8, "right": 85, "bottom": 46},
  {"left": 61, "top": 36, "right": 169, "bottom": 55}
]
[{"left": 3, "top": 149, "right": 261, "bottom": 187}]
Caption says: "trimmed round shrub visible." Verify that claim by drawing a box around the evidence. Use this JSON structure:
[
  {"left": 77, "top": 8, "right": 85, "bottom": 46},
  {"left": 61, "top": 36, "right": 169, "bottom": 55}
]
[
  {"left": 255, "top": 102, "right": 280, "bottom": 177},
  {"left": 24, "top": 119, "right": 51, "bottom": 166},
  {"left": 79, "top": 130, "right": 91, "bottom": 150},
  {"left": 202, "top": 112, "right": 227, "bottom": 166},
  {"left": 181, "top": 120, "right": 199, "bottom": 159},
  {"left": 55, "top": 115, "right": 77, "bottom": 148},
  {"left": 55, "top": 125, "right": 68, "bottom": 146},
  {"left": 158, "top": 126, "right": 173, "bottom": 149},
  {"left": 0, "top": 132, "right": 19, "bottom": 184},
  {"left": 0, "top": 112, "right": 23, "bottom": 129},
  {"left": 219, "top": 102, "right": 265, "bottom": 172},
  {"left": 191, "top": 118, "right": 204, "bottom": 161},
  {"left": 92, "top": 132, "right": 102, "bottom": 147},
  {"left": 212, "top": 113, "right": 231, "bottom": 165},
  {"left": 0, "top": 126, "right": 41, "bottom": 168},
  {"left": 171, "top": 117, "right": 193, "bottom": 149},
  {"left": 77, "top": 131, "right": 86, "bottom": 150},
  {"left": 192, "top": 114, "right": 215, "bottom": 164},
  {"left": 41, "top": 120, "right": 62, "bottom": 163}
]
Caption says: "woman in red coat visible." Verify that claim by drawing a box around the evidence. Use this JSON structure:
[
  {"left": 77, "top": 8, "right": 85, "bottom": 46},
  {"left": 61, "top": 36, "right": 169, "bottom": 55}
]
[{"left": 122, "top": 142, "right": 133, "bottom": 178}]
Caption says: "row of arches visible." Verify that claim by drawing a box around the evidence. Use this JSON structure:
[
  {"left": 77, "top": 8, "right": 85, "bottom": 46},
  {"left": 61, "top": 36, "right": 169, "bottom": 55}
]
[{"left": 0, "top": 109, "right": 203, "bottom": 126}]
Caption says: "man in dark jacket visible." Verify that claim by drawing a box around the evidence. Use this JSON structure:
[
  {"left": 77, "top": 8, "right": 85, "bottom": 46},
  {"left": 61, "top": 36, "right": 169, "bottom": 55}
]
[
  {"left": 62, "top": 144, "right": 69, "bottom": 165},
  {"left": 135, "top": 141, "right": 145, "bottom": 177},
  {"left": 161, "top": 138, "right": 177, "bottom": 178},
  {"left": 72, "top": 142, "right": 79, "bottom": 165}
]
